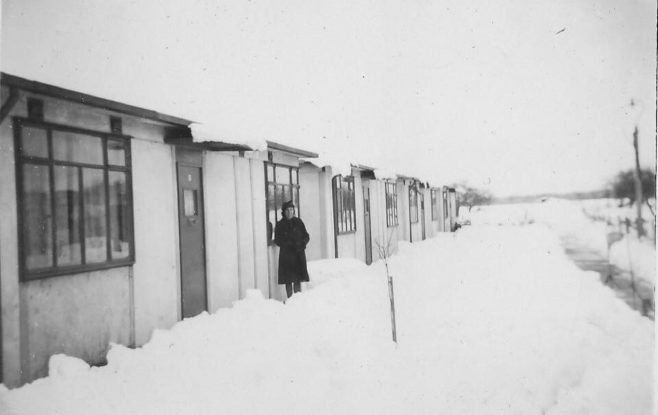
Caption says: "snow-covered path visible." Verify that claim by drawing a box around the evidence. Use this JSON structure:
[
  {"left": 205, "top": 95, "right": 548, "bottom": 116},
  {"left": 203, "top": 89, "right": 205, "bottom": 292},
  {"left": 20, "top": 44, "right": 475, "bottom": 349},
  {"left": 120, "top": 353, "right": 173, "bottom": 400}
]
[{"left": 1, "top": 224, "right": 653, "bottom": 414}]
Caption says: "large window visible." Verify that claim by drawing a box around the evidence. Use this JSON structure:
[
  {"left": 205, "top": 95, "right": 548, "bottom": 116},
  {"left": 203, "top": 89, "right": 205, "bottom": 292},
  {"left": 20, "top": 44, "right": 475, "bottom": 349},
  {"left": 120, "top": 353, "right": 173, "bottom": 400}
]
[
  {"left": 332, "top": 175, "right": 356, "bottom": 234},
  {"left": 409, "top": 186, "right": 419, "bottom": 223},
  {"left": 431, "top": 189, "right": 438, "bottom": 221},
  {"left": 15, "top": 118, "right": 133, "bottom": 279},
  {"left": 265, "top": 163, "right": 299, "bottom": 243},
  {"left": 385, "top": 182, "right": 398, "bottom": 227}
]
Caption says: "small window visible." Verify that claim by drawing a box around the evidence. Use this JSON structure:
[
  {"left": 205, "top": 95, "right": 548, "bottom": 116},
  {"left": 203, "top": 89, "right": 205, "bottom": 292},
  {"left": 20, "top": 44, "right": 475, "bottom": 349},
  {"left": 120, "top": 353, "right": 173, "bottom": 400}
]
[
  {"left": 333, "top": 175, "right": 356, "bottom": 234},
  {"left": 53, "top": 131, "right": 103, "bottom": 164},
  {"left": 385, "top": 182, "right": 398, "bottom": 227},
  {"left": 15, "top": 118, "right": 134, "bottom": 279},
  {"left": 107, "top": 139, "right": 126, "bottom": 166},
  {"left": 183, "top": 189, "right": 198, "bottom": 217},
  {"left": 20, "top": 126, "right": 48, "bottom": 158}
]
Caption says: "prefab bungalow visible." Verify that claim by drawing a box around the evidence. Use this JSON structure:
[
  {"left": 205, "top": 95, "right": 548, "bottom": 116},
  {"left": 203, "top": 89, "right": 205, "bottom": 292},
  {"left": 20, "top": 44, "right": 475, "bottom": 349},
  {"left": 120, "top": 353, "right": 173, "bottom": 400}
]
[
  {"left": 395, "top": 177, "right": 456, "bottom": 242},
  {"left": 427, "top": 186, "right": 442, "bottom": 237},
  {"left": 0, "top": 73, "right": 201, "bottom": 387},
  {"left": 446, "top": 187, "right": 459, "bottom": 231},
  {"left": 394, "top": 175, "right": 422, "bottom": 243},
  {"left": 298, "top": 162, "right": 404, "bottom": 266},
  {"left": 358, "top": 167, "right": 402, "bottom": 265},
  {"left": 441, "top": 186, "right": 451, "bottom": 232},
  {"left": 262, "top": 143, "right": 320, "bottom": 301},
  {"left": 0, "top": 73, "right": 322, "bottom": 387},
  {"left": 330, "top": 165, "right": 406, "bottom": 265},
  {"left": 0, "top": 73, "right": 461, "bottom": 387}
]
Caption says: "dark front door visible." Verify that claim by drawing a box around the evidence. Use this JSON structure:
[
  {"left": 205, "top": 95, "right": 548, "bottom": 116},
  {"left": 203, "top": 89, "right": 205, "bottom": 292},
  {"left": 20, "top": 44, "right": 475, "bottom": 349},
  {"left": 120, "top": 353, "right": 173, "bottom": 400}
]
[
  {"left": 176, "top": 160, "right": 207, "bottom": 318},
  {"left": 420, "top": 192, "right": 426, "bottom": 240},
  {"left": 363, "top": 186, "right": 372, "bottom": 265}
]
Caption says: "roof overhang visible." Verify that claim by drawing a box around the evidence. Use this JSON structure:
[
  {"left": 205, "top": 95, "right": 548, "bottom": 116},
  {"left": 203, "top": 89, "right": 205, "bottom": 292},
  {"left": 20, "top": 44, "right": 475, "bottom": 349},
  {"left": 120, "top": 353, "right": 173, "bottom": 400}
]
[
  {"left": 164, "top": 131, "right": 253, "bottom": 152},
  {"left": 267, "top": 140, "right": 318, "bottom": 158},
  {"left": 351, "top": 163, "right": 376, "bottom": 179},
  {"left": 1, "top": 72, "right": 192, "bottom": 127}
]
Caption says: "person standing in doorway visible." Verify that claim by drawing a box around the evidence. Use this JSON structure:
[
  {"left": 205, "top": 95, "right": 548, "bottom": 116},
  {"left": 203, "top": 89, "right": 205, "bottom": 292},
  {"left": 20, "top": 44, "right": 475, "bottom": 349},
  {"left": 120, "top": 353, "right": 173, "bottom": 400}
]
[{"left": 274, "top": 200, "right": 310, "bottom": 298}]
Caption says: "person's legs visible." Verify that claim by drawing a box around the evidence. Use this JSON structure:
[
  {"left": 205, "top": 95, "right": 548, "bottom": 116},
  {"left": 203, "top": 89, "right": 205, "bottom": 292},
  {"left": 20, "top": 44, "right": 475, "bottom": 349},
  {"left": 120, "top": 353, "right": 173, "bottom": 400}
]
[
  {"left": 293, "top": 281, "right": 301, "bottom": 293},
  {"left": 285, "top": 283, "right": 293, "bottom": 298}
]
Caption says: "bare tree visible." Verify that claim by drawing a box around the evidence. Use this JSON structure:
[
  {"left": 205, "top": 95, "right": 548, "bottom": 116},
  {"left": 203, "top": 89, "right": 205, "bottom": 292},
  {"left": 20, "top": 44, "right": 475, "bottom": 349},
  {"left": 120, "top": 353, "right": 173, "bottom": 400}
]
[{"left": 456, "top": 183, "right": 492, "bottom": 212}]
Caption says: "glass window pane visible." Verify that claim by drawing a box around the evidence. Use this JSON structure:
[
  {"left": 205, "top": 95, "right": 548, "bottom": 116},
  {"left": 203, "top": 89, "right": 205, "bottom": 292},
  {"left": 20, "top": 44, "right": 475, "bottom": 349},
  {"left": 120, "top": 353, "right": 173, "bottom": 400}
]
[
  {"left": 183, "top": 189, "right": 198, "bottom": 217},
  {"left": 21, "top": 126, "right": 48, "bottom": 158},
  {"left": 83, "top": 168, "right": 107, "bottom": 263},
  {"left": 345, "top": 191, "right": 351, "bottom": 230},
  {"left": 267, "top": 184, "right": 276, "bottom": 210},
  {"left": 22, "top": 164, "right": 53, "bottom": 269},
  {"left": 109, "top": 171, "right": 130, "bottom": 259},
  {"left": 268, "top": 209, "right": 277, "bottom": 241},
  {"left": 267, "top": 183, "right": 277, "bottom": 238},
  {"left": 275, "top": 185, "right": 284, "bottom": 215},
  {"left": 266, "top": 165, "right": 274, "bottom": 182},
  {"left": 107, "top": 139, "right": 126, "bottom": 166},
  {"left": 53, "top": 131, "right": 103, "bottom": 165},
  {"left": 292, "top": 169, "right": 298, "bottom": 184},
  {"left": 275, "top": 166, "right": 290, "bottom": 184},
  {"left": 340, "top": 192, "right": 346, "bottom": 232},
  {"left": 283, "top": 185, "right": 292, "bottom": 206},
  {"left": 293, "top": 188, "right": 299, "bottom": 212},
  {"left": 54, "top": 166, "right": 82, "bottom": 266}
]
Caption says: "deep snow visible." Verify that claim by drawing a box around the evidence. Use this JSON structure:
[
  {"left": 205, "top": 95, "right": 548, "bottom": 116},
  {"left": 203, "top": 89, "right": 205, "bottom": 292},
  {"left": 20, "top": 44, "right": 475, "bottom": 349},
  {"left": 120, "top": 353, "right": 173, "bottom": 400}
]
[
  {"left": 466, "top": 198, "right": 656, "bottom": 286},
  {"left": 0, "top": 204, "right": 654, "bottom": 414}
]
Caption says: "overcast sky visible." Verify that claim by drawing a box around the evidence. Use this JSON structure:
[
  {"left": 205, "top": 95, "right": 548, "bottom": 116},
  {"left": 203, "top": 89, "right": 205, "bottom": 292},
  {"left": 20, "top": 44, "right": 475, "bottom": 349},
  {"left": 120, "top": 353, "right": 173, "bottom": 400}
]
[{"left": 2, "top": 0, "right": 655, "bottom": 196}]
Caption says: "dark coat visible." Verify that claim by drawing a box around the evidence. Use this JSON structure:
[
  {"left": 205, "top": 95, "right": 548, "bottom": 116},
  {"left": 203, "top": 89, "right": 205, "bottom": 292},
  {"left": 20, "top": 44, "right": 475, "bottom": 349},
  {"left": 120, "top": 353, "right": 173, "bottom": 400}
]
[{"left": 274, "top": 216, "right": 310, "bottom": 284}]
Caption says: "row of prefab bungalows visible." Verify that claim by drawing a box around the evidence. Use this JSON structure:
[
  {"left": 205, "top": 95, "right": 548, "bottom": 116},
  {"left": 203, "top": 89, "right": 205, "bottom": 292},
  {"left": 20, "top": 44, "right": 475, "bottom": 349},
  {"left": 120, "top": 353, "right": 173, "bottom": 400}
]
[{"left": 0, "top": 73, "right": 459, "bottom": 387}]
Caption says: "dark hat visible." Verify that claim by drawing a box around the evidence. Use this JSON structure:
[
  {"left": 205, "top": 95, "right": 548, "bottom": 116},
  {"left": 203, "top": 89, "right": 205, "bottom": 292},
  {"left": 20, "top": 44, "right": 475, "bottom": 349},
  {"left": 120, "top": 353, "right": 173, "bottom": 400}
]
[{"left": 282, "top": 200, "right": 295, "bottom": 210}]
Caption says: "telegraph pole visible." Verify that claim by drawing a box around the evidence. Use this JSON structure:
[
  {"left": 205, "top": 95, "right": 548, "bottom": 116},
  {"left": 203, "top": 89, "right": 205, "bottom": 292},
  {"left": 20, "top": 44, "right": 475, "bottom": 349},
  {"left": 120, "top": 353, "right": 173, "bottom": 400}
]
[{"left": 632, "top": 124, "right": 645, "bottom": 237}]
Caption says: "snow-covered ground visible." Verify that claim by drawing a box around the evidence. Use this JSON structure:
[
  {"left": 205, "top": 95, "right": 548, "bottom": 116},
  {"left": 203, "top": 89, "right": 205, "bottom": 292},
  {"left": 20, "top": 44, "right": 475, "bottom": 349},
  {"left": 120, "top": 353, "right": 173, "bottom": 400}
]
[
  {"left": 1, "top": 202, "right": 654, "bottom": 414},
  {"left": 466, "top": 198, "right": 656, "bottom": 287}
]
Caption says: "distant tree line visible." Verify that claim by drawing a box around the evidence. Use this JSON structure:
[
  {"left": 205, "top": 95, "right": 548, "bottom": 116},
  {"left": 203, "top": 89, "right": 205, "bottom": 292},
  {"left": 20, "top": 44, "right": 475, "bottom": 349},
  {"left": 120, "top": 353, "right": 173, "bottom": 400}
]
[
  {"left": 608, "top": 168, "right": 655, "bottom": 205},
  {"left": 456, "top": 184, "right": 492, "bottom": 211}
]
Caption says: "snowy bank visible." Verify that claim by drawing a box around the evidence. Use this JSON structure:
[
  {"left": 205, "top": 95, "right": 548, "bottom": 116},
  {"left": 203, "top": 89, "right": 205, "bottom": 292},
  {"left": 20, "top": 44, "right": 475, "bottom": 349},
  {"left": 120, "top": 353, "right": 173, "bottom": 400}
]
[
  {"left": 609, "top": 235, "right": 656, "bottom": 287},
  {"left": 0, "top": 225, "right": 653, "bottom": 415}
]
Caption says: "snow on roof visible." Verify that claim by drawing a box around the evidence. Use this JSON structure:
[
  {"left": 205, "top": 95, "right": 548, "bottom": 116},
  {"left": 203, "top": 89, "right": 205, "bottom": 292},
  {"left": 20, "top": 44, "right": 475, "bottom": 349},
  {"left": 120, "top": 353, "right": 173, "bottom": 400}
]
[
  {"left": 190, "top": 122, "right": 268, "bottom": 151},
  {"left": 372, "top": 168, "right": 397, "bottom": 180},
  {"left": 305, "top": 156, "right": 353, "bottom": 177}
]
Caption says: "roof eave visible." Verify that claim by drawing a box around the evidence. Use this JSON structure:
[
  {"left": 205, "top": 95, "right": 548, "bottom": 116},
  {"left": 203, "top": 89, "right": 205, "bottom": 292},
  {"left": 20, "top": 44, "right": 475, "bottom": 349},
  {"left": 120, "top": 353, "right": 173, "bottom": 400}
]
[
  {"left": 1, "top": 72, "right": 192, "bottom": 127},
  {"left": 267, "top": 140, "right": 318, "bottom": 158}
]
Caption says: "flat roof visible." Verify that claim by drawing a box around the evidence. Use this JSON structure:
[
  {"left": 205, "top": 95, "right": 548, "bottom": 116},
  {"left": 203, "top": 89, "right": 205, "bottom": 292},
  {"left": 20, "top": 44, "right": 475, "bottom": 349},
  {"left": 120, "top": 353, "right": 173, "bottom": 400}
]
[
  {"left": 351, "top": 163, "right": 376, "bottom": 172},
  {"left": 1, "top": 72, "right": 192, "bottom": 127},
  {"left": 267, "top": 140, "right": 318, "bottom": 158}
]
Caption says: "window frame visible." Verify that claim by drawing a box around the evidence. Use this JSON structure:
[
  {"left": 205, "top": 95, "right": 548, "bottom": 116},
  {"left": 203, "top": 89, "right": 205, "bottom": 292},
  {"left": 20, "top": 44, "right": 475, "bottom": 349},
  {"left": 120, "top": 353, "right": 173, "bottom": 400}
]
[
  {"left": 14, "top": 117, "right": 135, "bottom": 281},
  {"left": 442, "top": 189, "right": 449, "bottom": 221},
  {"left": 332, "top": 175, "right": 356, "bottom": 235},
  {"left": 431, "top": 189, "right": 438, "bottom": 221},
  {"left": 385, "top": 182, "right": 398, "bottom": 227},
  {"left": 264, "top": 162, "right": 300, "bottom": 244},
  {"left": 409, "top": 186, "right": 419, "bottom": 224}
]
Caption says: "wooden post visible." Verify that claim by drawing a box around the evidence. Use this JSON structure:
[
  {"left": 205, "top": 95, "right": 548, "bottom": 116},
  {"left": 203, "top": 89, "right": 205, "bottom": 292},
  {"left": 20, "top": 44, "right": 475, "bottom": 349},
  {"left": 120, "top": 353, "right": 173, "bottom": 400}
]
[
  {"left": 377, "top": 233, "right": 398, "bottom": 344},
  {"left": 388, "top": 274, "right": 397, "bottom": 343}
]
